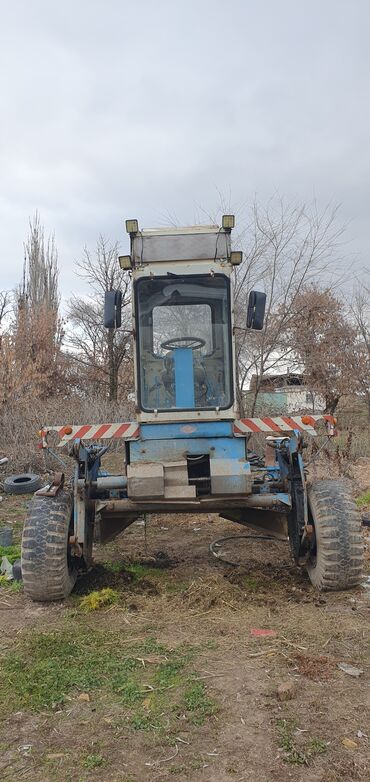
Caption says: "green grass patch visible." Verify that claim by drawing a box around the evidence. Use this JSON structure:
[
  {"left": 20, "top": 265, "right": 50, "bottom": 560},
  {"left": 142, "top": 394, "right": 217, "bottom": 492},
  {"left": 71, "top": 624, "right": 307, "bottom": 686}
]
[
  {"left": 242, "top": 576, "right": 259, "bottom": 591},
  {"left": 276, "top": 718, "right": 307, "bottom": 765},
  {"left": 165, "top": 581, "right": 188, "bottom": 594},
  {"left": 154, "top": 658, "right": 188, "bottom": 687},
  {"left": 126, "top": 562, "right": 166, "bottom": 580},
  {"left": 79, "top": 587, "right": 118, "bottom": 611},
  {"left": 355, "top": 489, "right": 370, "bottom": 509},
  {"left": 183, "top": 681, "right": 218, "bottom": 725},
  {"left": 102, "top": 560, "right": 168, "bottom": 580},
  {"left": 83, "top": 753, "right": 105, "bottom": 769},
  {"left": 0, "top": 576, "right": 23, "bottom": 592},
  {"left": 307, "top": 738, "right": 328, "bottom": 755},
  {"left": 276, "top": 719, "right": 328, "bottom": 765},
  {"left": 0, "top": 628, "right": 218, "bottom": 733},
  {"left": 0, "top": 545, "right": 21, "bottom": 564},
  {"left": 204, "top": 638, "right": 218, "bottom": 651},
  {"left": 102, "top": 560, "right": 123, "bottom": 574}
]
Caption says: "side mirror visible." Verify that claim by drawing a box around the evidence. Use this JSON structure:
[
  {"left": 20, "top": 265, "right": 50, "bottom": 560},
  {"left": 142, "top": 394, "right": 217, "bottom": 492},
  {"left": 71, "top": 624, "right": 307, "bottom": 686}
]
[
  {"left": 104, "top": 290, "right": 122, "bottom": 329},
  {"left": 247, "top": 290, "right": 266, "bottom": 330}
]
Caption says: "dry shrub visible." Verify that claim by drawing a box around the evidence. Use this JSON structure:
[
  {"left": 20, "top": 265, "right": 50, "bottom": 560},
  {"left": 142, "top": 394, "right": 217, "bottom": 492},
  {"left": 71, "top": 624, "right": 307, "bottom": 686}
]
[
  {"left": 179, "top": 574, "right": 242, "bottom": 611},
  {"left": 293, "top": 652, "right": 336, "bottom": 680},
  {"left": 0, "top": 394, "right": 135, "bottom": 473}
]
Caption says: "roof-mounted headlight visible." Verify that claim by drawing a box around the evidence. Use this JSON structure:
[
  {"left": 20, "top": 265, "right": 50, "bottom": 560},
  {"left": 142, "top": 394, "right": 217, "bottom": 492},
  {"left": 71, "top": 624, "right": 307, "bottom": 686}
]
[
  {"left": 230, "top": 250, "right": 243, "bottom": 266},
  {"left": 222, "top": 214, "right": 235, "bottom": 230},
  {"left": 118, "top": 255, "right": 132, "bottom": 270},
  {"left": 125, "top": 219, "right": 139, "bottom": 235}
]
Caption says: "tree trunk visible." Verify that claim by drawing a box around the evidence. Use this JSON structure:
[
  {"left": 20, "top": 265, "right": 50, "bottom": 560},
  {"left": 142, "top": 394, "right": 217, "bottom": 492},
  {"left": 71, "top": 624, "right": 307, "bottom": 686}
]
[
  {"left": 324, "top": 395, "right": 340, "bottom": 415},
  {"left": 235, "top": 366, "right": 245, "bottom": 418}
]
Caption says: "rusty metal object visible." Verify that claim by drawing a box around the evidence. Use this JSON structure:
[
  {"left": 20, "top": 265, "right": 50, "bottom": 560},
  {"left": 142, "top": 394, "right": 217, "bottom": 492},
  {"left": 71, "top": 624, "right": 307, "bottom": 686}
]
[
  {"left": 264, "top": 442, "right": 276, "bottom": 466},
  {"left": 35, "top": 472, "right": 65, "bottom": 497},
  {"left": 69, "top": 535, "right": 83, "bottom": 557}
]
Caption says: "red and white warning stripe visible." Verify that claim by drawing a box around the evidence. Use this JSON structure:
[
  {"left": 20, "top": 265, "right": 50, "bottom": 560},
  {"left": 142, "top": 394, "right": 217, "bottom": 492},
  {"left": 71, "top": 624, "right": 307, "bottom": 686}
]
[
  {"left": 42, "top": 423, "right": 140, "bottom": 447},
  {"left": 233, "top": 415, "right": 336, "bottom": 436},
  {"left": 40, "top": 415, "right": 336, "bottom": 449}
]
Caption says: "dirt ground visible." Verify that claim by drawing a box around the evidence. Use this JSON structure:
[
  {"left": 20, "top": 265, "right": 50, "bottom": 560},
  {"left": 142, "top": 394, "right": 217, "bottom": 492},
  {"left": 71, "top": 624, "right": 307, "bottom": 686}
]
[{"left": 0, "top": 465, "right": 369, "bottom": 782}]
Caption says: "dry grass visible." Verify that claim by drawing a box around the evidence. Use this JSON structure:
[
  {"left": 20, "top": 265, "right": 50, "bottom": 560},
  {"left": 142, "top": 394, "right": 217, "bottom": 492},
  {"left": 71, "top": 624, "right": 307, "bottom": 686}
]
[
  {"left": 0, "top": 394, "right": 134, "bottom": 473},
  {"left": 0, "top": 502, "right": 369, "bottom": 781}
]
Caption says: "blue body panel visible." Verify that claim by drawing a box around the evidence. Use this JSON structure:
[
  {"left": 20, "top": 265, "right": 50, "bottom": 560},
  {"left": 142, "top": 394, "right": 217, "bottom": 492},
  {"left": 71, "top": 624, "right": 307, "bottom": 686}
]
[
  {"left": 139, "top": 421, "right": 234, "bottom": 440},
  {"left": 174, "top": 348, "right": 195, "bottom": 408},
  {"left": 129, "top": 436, "right": 246, "bottom": 463}
]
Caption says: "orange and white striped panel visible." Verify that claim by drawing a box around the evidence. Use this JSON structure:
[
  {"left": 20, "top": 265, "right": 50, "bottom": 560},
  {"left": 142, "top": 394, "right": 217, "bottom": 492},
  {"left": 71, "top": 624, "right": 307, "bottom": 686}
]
[
  {"left": 233, "top": 415, "right": 335, "bottom": 436},
  {"left": 45, "top": 423, "right": 140, "bottom": 447}
]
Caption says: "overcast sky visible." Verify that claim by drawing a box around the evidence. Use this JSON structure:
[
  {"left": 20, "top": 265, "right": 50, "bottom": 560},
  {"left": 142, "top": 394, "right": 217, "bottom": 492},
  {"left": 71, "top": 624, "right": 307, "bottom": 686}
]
[{"left": 0, "top": 0, "right": 369, "bottom": 301}]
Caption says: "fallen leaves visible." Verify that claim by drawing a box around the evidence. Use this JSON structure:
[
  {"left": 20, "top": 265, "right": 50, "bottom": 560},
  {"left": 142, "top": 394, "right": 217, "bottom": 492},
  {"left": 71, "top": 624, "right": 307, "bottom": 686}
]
[
  {"left": 77, "top": 692, "right": 90, "bottom": 702},
  {"left": 293, "top": 653, "right": 336, "bottom": 681},
  {"left": 341, "top": 737, "right": 358, "bottom": 749}
]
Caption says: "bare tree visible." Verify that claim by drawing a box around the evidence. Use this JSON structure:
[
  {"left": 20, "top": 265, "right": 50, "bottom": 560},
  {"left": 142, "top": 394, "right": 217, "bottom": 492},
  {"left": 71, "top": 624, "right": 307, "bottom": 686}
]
[
  {"left": 0, "top": 291, "right": 12, "bottom": 408},
  {"left": 20, "top": 212, "right": 59, "bottom": 309},
  {"left": 0, "top": 291, "right": 11, "bottom": 341},
  {"left": 351, "top": 278, "right": 370, "bottom": 416},
  {"left": 281, "top": 285, "right": 367, "bottom": 414},
  {"left": 67, "top": 236, "right": 131, "bottom": 401},
  {"left": 233, "top": 198, "right": 345, "bottom": 415},
  {"left": 13, "top": 213, "right": 64, "bottom": 399}
]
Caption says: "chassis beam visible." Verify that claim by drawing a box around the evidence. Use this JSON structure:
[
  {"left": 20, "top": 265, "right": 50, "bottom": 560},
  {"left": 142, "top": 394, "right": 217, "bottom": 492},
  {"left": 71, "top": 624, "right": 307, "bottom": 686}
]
[{"left": 99, "top": 494, "right": 291, "bottom": 514}]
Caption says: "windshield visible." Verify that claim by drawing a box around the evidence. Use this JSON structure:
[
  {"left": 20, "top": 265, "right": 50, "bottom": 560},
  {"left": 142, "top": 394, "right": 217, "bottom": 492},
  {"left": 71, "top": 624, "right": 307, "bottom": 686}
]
[{"left": 135, "top": 275, "right": 233, "bottom": 411}]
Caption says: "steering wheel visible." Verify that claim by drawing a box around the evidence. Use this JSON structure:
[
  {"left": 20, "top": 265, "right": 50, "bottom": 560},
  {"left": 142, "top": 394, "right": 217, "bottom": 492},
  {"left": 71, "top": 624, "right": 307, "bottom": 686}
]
[{"left": 160, "top": 336, "right": 206, "bottom": 351}]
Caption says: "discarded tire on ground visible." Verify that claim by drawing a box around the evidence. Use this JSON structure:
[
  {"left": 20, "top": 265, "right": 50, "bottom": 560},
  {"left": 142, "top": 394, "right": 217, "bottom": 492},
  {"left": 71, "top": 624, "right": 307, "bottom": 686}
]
[
  {"left": 21, "top": 489, "right": 77, "bottom": 601},
  {"left": 3, "top": 473, "right": 42, "bottom": 495},
  {"left": 306, "top": 479, "right": 364, "bottom": 591}
]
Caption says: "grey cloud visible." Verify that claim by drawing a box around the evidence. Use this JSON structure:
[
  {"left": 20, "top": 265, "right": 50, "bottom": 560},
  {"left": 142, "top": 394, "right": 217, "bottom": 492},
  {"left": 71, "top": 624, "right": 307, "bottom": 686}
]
[{"left": 0, "top": 0, "right": 369, "bottom": 299}]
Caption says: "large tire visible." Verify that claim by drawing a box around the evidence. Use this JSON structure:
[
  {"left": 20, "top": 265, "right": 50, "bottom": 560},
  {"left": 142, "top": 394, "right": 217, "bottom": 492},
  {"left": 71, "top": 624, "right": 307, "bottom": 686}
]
[
  {"left": 4, "top": 473, "right": 41, "bottom": 495},
  {"left": 306, "top": 480, "right": 363, "bottom": 591},
  {"left": 21, "top": 489, "right": 77, "bottom": 601}
]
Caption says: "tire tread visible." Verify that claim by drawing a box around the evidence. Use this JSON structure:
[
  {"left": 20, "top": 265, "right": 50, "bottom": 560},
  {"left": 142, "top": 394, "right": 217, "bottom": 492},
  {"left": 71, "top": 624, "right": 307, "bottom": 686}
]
[
  {"left": 307, "top": 479, "right": 364, "bottom": 591},
  {"left": 21, "top": 489, "right": 77, "bottom": 601}
]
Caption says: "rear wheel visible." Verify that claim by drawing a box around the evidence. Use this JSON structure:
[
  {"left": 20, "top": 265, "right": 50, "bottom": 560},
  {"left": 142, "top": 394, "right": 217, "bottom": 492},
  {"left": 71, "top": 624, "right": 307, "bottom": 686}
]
[
  {"left": 306, "top": 480, "right": 363, "bottom": 591},
  {"left": 21, "top": 489, "right": 78, "bottom": 601}
]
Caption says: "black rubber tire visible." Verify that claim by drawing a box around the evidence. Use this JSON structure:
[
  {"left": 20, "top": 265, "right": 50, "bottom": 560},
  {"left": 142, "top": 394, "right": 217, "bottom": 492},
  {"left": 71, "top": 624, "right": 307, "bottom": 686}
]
[
  {"left": 306, "top": 480, "right": 364, "bottom": 591},
  {"left": 4, "top": 473, "right": 42, "bottom": 495},
  {"left": 21, "top": 489, "right": 77, "bottom": 601}
]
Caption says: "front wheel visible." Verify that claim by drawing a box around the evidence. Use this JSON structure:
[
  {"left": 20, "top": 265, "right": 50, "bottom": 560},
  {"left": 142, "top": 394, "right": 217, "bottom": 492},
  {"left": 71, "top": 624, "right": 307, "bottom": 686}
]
[
  {"left": 306, "top": 480, "right": 363, "bottom": 591},
  {"left": 22, "top": 489, "right": 78, "bottom": 601}
]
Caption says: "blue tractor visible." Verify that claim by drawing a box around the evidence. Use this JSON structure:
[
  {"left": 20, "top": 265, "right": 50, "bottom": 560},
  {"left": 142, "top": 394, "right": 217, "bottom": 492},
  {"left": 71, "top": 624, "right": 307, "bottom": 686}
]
[{"left": 21, "top": 216, "right": 364, "bottom": 600}]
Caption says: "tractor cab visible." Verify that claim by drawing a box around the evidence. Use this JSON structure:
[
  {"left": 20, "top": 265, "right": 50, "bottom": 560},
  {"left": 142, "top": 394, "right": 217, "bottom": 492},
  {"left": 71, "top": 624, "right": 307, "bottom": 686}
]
[{"left": 112, "top": 216, "right": 264, "bottom": 424}]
